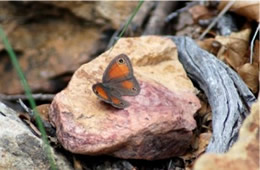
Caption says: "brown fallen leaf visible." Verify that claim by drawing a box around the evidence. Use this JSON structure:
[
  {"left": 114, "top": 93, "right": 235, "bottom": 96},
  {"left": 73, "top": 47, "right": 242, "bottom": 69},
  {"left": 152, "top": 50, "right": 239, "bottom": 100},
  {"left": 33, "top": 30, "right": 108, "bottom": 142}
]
[
  {"left": 199, "top": 28, "right": 258, "bottom": 93},
  {"left": 237, "top": 63, "right": 259, "bottom": 94},
  {"left": 197, "top": 38, "right": 222, "bottom": 56},
  {"left": 252, "top": 40, "right": 259, "bottom": 65},
  {"left": 188, "top": 4, "right": 215, "bottom": 22},
  {"left": 198, "top": 29, "right": 251, "bottom": 70},
  {"left": 196, "top": 133, "right": 212, "bottom": 156},
  {"left": 73, "top": 156, "right": 83, "bottom": 170},
  {"left": 215, "top": 28, "right": 251, "bottom": 69},
  {"left": 181, "top": 132, "right": 212, "bottom": 170},
  {"left": 218, "top": 1, "right": 260, "bottom": 22},
  {"left": 237, "top": 40, "right": 259, "bottom": 93},
  {"left": 36, "top": 104, "right": 51, "bottom": 122}
]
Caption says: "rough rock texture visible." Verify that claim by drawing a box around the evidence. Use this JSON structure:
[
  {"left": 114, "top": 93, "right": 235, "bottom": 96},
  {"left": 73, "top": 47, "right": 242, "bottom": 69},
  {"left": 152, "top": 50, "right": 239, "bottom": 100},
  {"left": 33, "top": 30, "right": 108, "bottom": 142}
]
[
  {"left": 0, "top": 2, "right": 137, "bottom": 94},
  {"left": 50, "top": 36, "right": 201, "bottom": 160},
  {"left": 193, "top": 100, "right": 259, "bottom": 170},
  {"left": 0, "top": 102, "right": 72, "bottom": 170},
  {"left": 44, "top": 1, "right": 139, "bottom": 28}
]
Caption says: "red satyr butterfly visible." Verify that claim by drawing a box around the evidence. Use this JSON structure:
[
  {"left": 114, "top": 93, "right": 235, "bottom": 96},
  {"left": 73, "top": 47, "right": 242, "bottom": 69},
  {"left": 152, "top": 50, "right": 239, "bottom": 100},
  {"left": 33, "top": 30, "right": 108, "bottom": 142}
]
[{"left": 92, "top": 54, "right": 140, "bottom": 109}]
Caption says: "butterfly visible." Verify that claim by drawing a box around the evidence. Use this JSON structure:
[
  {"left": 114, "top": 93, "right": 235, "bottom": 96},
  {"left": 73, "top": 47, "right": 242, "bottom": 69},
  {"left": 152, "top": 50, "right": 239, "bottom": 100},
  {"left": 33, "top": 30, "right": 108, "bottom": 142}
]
[{"left": 92, "top": 54, "right": 140, "bottom": 109}]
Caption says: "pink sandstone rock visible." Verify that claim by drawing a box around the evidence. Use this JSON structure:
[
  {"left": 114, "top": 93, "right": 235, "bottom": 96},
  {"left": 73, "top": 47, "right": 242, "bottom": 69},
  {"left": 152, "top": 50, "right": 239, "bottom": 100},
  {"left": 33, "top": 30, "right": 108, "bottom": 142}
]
[{"left": 49, "top": 36, "right": 201, "bottom": 160}]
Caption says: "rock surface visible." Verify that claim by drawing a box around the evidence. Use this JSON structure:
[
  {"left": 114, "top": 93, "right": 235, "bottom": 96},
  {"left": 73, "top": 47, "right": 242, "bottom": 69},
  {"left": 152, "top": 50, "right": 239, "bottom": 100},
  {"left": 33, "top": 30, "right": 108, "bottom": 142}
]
[
  {"left": 45, "top": 1, "right": 139, "bottom": 28},
  {"left": 193, "top": 100, "right": 259, "bottom": 170},
  {"left": 0, "top": 2, "right": 137, "bottom": 94},
  {"left": 0, "top": 102, "right": 72, "bottom": 170},
  {"left": 50, "top": 36, "right": 201, "bottom": 160}
]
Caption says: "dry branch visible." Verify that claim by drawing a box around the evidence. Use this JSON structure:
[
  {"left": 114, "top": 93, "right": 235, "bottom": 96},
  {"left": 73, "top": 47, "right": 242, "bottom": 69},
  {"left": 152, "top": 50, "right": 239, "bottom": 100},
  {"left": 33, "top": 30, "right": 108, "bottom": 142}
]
[
  {"left": 0, "top": 93, "right": 54, "bottom": 101},
  {"left": 171, "top": 36, "right": 256, "bottom": 153}
]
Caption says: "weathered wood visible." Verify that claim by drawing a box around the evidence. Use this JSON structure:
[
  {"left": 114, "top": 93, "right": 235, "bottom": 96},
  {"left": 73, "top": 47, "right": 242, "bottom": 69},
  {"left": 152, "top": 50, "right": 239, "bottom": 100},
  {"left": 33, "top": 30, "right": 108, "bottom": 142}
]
[{"left": 171, "top": 36, "right": 256, "bottom": 153}]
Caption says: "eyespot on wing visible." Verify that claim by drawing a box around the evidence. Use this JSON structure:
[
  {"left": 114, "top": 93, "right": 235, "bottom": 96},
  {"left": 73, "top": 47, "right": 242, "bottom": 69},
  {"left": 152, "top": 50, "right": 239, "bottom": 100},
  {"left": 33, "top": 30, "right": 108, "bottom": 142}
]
[
  {"left": 111, "top": 96, "right": 130, "bottom": 109},
  {"left": 92, "top": 84, "right": 109, "bottom": 101},
  {"left": 103, "top": 54, "right": 133, "bottom": 82}
]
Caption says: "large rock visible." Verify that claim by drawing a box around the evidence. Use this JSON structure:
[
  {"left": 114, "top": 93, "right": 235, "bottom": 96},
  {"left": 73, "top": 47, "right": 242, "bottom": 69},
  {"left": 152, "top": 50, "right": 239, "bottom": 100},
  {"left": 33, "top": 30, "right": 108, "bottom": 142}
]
[
  {"left": 45, "top": 1, "right": 139, "bottom": 28},
  {"left": 0, "top": 102, "right": 72, "bottom": 170},
  {"left": 193, "top": 100, "right": 259, "bottom": 170},
  {"left": 50, "top": 36, "right": 201, "bottom": 160},
  {"left": 0, "top": 2, "right": 138, "bottom": 94}
]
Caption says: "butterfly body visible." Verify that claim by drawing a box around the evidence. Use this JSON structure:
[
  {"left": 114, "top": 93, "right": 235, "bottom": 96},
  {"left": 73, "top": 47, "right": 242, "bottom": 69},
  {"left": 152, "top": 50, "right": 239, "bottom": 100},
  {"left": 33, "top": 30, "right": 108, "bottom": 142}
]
[{"left": 92, "top": 54, "right": 140, "bottom": 109}]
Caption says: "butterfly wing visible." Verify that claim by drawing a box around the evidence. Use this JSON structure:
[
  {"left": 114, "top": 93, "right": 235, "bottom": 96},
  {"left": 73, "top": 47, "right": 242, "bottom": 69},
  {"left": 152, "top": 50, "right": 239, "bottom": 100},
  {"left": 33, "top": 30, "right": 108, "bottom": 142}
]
[
  {"left": 92, "top": 83, "right": 130, "bottom": 109},
  {"left": 109, "top": 95, "right": 130, "bottom": 109},
  {"left": 106, "top": 77, "right": 140, "bottom": 96},
  {"left": 92, "top": 83, "right": 111, "bottom": 102},
  {"left": 102, "top": 54, "right": 140, "bottom": 96},
  {"left": 102, "top": 54, "right": 133, "bottom": 83}
]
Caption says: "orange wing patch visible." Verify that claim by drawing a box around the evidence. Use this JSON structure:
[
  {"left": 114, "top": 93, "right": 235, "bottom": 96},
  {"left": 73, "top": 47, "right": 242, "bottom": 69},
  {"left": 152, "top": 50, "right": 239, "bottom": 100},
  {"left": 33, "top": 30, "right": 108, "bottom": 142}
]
[
  {"left": 121, "top": 80, "right": 134, "bottom": 89},
  {"left": 108, "top": 63, "right": 129, "bottom": 80},
  {"left": 111, "top": 97, "right": 121, "bottom": 104},
  {"left": 95, "top": 86, "right": 109, "bottom": 100}
]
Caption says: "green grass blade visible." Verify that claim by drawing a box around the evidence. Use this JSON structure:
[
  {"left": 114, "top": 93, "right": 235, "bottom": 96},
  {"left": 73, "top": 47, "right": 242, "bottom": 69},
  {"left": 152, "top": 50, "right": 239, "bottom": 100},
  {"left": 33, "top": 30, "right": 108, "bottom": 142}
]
[
  {"left": 117, "top": 0, "right": 144, "bottom": 40},
  {"left": 109, "top": 0, "right": 144, "bottom": 51},
  {"left": 0, "top": 26, "right": 57, "bottom": 170}
]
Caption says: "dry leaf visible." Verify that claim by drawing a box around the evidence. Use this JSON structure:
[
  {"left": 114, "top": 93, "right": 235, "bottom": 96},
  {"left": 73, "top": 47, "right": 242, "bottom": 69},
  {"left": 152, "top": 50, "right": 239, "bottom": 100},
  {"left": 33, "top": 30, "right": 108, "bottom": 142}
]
[
  {"left": 181, "top": 132, "right": 212, "bottom": 170},
  {"left": 237, "top": 40, "right": 259, "bottom": 93},
  {"left": 189, "top": 5, "right": 214, "bottom": 21},
  {"left": 237, "top": 63, "right": 259, "bottom": 93},
  {"left": 73, "top": 156, "right": 83, "bottom": 170},
  {"left": 197, "top": 38, "right": 221, "bottom": 56},
  {"left": 214, "top": 28, "right": 251, "bottom": 69},
  {"left": 198, "top": 28, "right": 251, "bottom": 63},
  {"left": 36, "top": 104, "right": 51, "bottom": 122},
  {"left": 196, "top": 133, "right": 212, "bottom": 156},
  {"left": 252, "top": 40, "right": 259, "bottom": 65},
  {"left": 219, "top": 1, "right": 260, "bottom": 22},
  {"left": 199, "top": 28, "right": 258, "bottom": 94}
]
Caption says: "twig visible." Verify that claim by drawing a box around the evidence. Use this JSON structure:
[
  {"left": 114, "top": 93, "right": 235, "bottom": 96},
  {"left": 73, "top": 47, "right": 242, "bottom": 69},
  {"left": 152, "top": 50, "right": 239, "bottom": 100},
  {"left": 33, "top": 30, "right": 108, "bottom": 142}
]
[
  {"left": 198, "top": 1, "right": 235, "bottom": 40},
  {"left": 0, "top": 93, "right": 55, "bottom": 101},
  {"left": 167, "top": 159, "right": 173, "bottom": 170},
  {"left": 250, "top": 23, "right": 260, "bottom": 64},
  {"left": 165, "top": 1, "right": 198, "bottom": 22},
  {"left": 18, "top": 99, "right": 56, "bottom": 137},
  {"left": 18, "top": 98, "right": 34, "bottom": 117}
]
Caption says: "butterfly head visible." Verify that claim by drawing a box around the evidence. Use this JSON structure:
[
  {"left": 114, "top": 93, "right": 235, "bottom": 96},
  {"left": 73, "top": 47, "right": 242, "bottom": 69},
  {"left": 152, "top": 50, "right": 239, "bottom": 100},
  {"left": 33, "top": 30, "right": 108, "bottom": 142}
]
[{"left": 117, "top": 57, "right": 126, "bottom": 65}]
